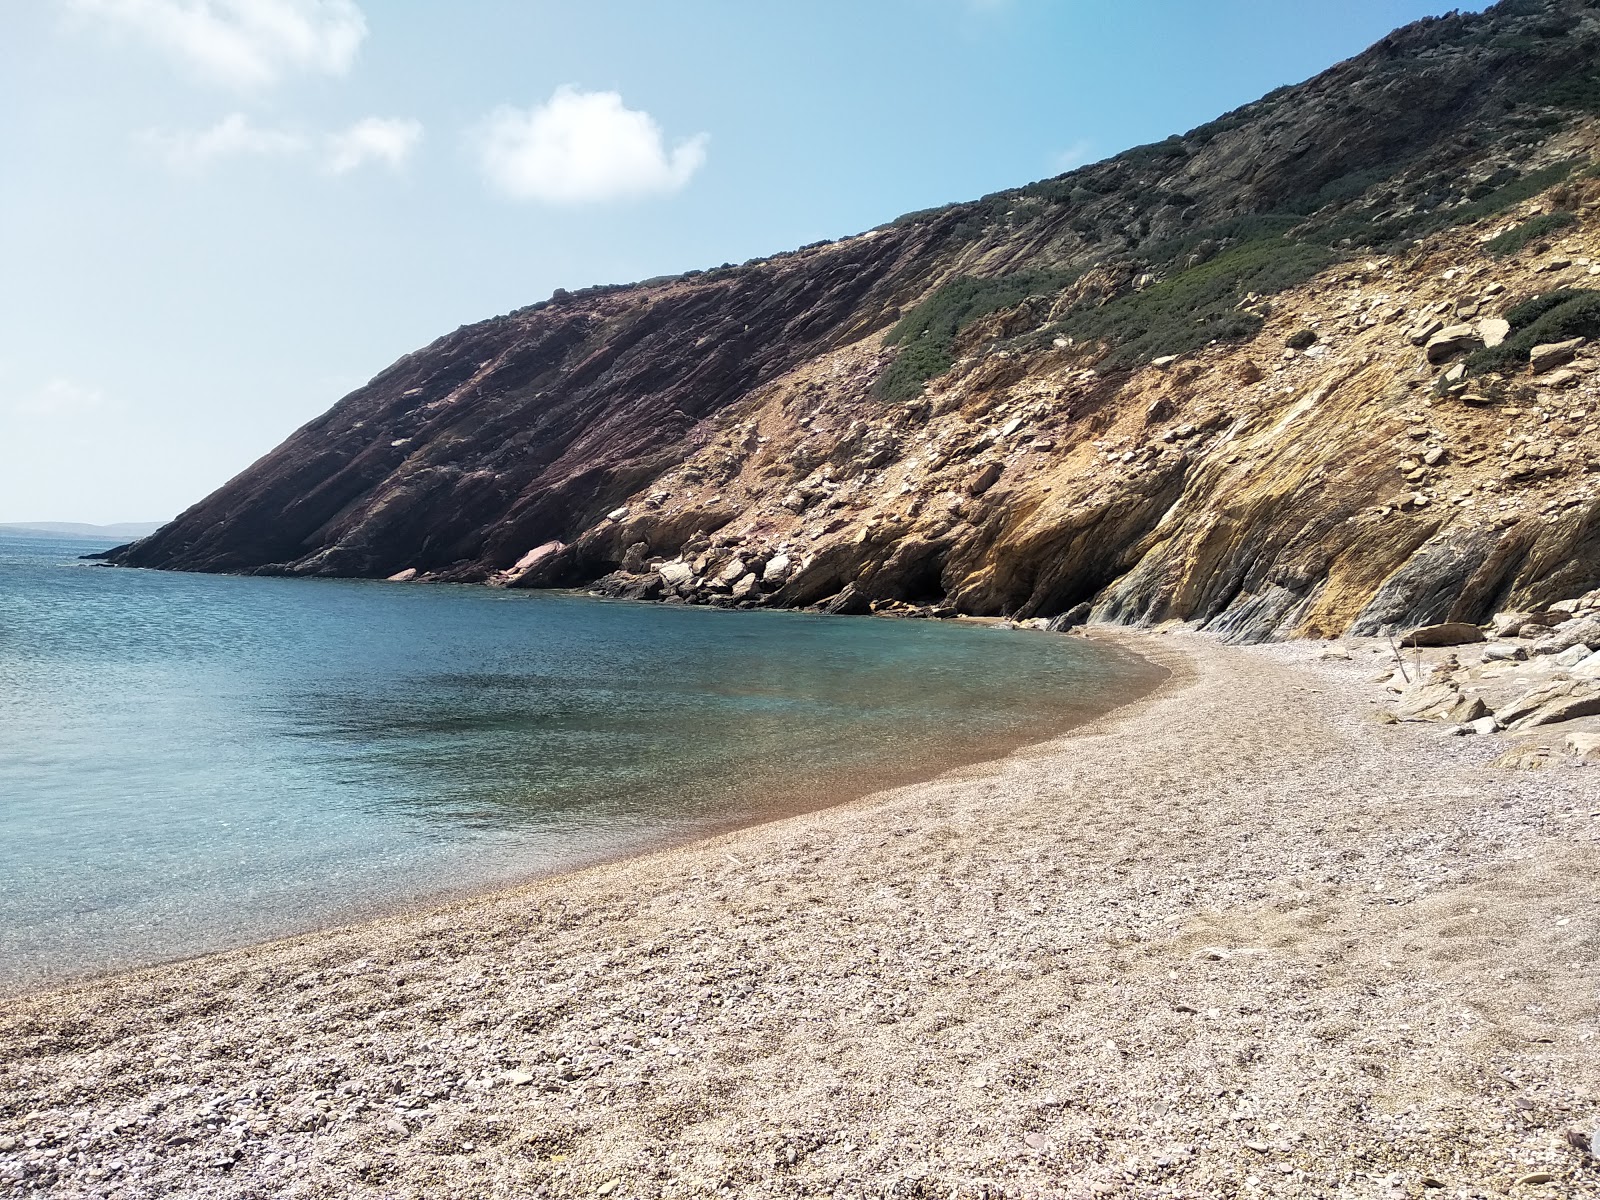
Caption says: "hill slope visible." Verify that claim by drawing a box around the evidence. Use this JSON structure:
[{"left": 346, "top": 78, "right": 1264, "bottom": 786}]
[{"left": 112, "top": 0, "right": 1600, "bottom": 640}]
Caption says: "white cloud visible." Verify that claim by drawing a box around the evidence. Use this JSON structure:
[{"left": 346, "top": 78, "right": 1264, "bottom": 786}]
[
  {"left": 324, "top": 116, "right": 421, "bottom": 174},
  {"left": 476, "top": 86, "right": 708, "bottom": 205},
  {"left": 8, "top": 379, "right": 111, "bottom": 419},
  {"left": 64, "top": 0, "right": 367, "bottom": 88},
  {"left": 140, "top": 112, "right": 307, "bottom": 168},
  {"left": 141, "top": 112, "right": 422, "bottom": 172}
]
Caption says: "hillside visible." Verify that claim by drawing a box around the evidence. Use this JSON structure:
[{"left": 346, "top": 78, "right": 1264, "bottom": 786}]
[{"left": 110, "top": 0, "right": 1600, "bottom": 641}]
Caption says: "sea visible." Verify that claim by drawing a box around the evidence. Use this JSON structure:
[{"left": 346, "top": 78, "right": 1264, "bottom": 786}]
[{"left": 0, "top": 532, "right": 1161, "bottom": 993}]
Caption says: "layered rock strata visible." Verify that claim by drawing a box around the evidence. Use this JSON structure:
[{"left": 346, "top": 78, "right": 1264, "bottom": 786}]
[{"left": 111, "top": 0, "right": 1600, "bottom": 641}]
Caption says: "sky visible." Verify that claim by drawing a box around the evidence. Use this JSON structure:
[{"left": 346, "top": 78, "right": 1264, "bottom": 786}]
[{"left": 0, "top": 0, "right": 1492, "bottom": 524}]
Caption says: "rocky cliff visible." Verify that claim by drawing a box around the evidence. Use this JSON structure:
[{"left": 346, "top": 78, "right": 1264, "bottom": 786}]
[{"left": 112, "top": 0, "right": 1600, "bottom": 641}]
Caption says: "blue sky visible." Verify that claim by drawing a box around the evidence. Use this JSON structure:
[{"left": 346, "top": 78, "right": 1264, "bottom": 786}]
[{"left": 0, "top": 0, "right": 1490, "bottom": 523}]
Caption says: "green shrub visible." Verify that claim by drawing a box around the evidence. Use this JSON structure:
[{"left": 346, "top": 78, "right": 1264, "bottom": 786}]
[
  {"left": 1051, "top": 235, "right": 1332, "bottom": 368},
  {"left": 1541, "top": 72, "right": 1600, "bottom": 114},
  {"left": 1467, "top": 289, "right": 1600, "bottom": 373},
  {"left": 873, "top": 270, "right": 1079, "bottom": 400},
  {"left": 1485, "top": 211, "right": 1578, "bottom": 256},
  {"left": 874, "top": 339, "right": 956, "bottom": 402},
  {"left": 1505, "top": 288, "right": 1600, "bottom": 328},
  {"left": 1307, "top": 159, "right": 1580, "bottom": 249}
]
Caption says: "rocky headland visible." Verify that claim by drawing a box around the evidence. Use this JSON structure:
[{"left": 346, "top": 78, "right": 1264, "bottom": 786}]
[{"left": 107, "top": 1, "right": 1600, "bottom": 644}]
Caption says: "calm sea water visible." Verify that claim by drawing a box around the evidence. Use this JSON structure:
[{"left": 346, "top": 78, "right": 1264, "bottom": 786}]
[{"left": 0, "top": 533, "right": 1158, "bottom": 991}]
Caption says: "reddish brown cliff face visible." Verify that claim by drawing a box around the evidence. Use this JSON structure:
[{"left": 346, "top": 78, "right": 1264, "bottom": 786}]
[{"left": 112, "top": 1, "right": 1600, "bottom": 638}]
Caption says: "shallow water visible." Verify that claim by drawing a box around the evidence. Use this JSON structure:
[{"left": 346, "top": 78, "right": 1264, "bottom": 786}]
[{"left": 0, "top": 533, "right": 1159, "bottom": 990}]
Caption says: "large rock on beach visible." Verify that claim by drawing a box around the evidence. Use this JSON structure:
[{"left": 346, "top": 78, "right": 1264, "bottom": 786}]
[{"left": 1401, "top": 622, "right": 1485, "bottom": 648}]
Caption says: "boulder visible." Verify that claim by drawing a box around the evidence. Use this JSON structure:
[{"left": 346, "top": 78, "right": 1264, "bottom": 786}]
[
  {"left": 1394, "top": 681, "right": 1464, "bottom": 721},
  {"left": 717, "top": 557, "right": 748, "bottom": 584},
  {"left": 621, "top": 541, "right": 650, "bottom": 574},
  {"left": 1564, "top": 732, "right": 1600, "bottom": 763},
  {"left": 386, "top": 568, "right": 419, "bottom": 582},
  {"left": 1446, "top": 694, "right": 1491, "bottom": 724},
  {"left": 1468, "top": 715, "right": 1500, "bottom": 736},
  {"left": 966, "top": 462, "right": 1004, "bottom": 497},
  {"left": 1573, "top": 650, "right": 1600, "bottom": 680},
  {"left": 1498, "top": 680, "right": 1600, "bottom": 732},
  {"left": 1424, "top": 324, "right": 1481, "bottom": 363},
  {"left": 1047, "top": 602, "right": 1094, "bottom": 632},
  {"left": 614, "top": 574, "right": 664, "bottom": 602},
  {"left": 501, "top": 539, "right": 566, "bottom": 585},
  {"left": 1400, "top": 621, "right": 1485, "bottom": 648},
  {"left": 657, "top": 560, "right": 694, "bottom": 587},
  {"left": 1491, "top": 611, "right": 1533, "bottom": 638},
  {"left": 605, "top": 506, "right": 631, "bottom": 522},
  {"left": 1554, "top": 643, "right": 1595, "bottom": 668},
  {"left": 1481, "top": 641, "right": 1528, "bottom": 663},
  {"left": 731, "top": 573, "right": 760, "bottom": 601},
  {"left": 1529, "top": 616, "right": 1600, "bottom": 657},
  {"left": 1477, "top": 317, "right": 1511, "bottom": 348},
  {"left": 1492, "top": 746, "right": 1553, "bottom": 770},
  {"left": 1407, "top": 318, "right": 1444, "bottom": 346},
  {"left": 821, "top": 583, "right": 872, "bottom": 616},
  {"left": 762, "top": 554, "right": 792, "bottom": 584},
  {"left": 1530, "top": 337, "right": 1584, "bottom": 374}
]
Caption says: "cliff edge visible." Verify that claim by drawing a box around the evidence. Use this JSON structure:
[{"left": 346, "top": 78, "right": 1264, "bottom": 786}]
[{"left": 112, "top": 0, "right": 1600, "bottom": 641}]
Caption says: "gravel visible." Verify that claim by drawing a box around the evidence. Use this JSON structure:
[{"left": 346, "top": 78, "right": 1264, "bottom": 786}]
[{"left": 2, "top": 629, "right": 1598, "bottom": 1199}]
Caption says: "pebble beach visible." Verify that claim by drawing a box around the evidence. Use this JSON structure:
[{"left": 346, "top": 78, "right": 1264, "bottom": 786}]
[{"left": 3, "top": 630, "right": 1598, "bottom": 1199}]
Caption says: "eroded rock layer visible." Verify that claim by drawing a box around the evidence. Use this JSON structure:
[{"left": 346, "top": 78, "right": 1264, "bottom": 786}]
[{"left": 113, "top": 0, "right": 1600, "bottom": 640}]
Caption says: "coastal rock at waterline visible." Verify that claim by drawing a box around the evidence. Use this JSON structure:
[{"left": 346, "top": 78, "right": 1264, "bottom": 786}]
[
  {"left": 731, "top": 573, "right": 760, "bottom": 601},
  {"left": 821, "top": 583, "right": 872, "bottom": 616},
  {"left": 658, "top": 561, "right": 695, "bottom": 587},
  {"left": 1530, "top": 338, "right": 1585, "bottom": 374},
  {"left": 621, "top": 541, "right": 650, "bottom": 574},
  {"left": 1048, "top": 602, "right": 1094, "bottom": 632},
  {"left": 1498, "top": 680, "right": 1600, "bottom": 732},
  {"left": 1401, "top": 622, "right": 1485, "bottom": 648}
]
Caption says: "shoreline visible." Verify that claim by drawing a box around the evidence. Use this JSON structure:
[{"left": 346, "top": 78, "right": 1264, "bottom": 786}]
[
  {"left": 0, "top": 623, "right": 1166, "bottom": 1003},
  {"left": 3, "top": 629, "right": 1598, "bottom": 1198}
]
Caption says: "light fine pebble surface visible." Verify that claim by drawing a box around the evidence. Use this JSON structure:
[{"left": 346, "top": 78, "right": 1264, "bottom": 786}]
[{"left": 2, "top": 631, "right": 1598, "bottom": 1199}]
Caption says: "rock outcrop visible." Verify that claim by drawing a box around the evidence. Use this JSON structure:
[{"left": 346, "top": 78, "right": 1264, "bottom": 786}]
[{"left": 111, "top": 0, "right": 1600, "bottom": 641}]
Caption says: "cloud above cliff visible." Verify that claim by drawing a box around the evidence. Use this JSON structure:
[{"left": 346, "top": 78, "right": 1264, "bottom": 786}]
[
  {"left": 63, "top": 0, "right": 367, "bottom": 88},
  {"left": 475, "top": 87, "right": 708, "bottom": 205},
  {"left": 324, "top": 116, "right": 422, "bottom": 173},
  {"left": 142, "top": 112, "right": 420, "bottom": 172}
]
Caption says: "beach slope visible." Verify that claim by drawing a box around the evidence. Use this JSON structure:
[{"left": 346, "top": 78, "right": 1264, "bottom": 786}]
[{"left": 3, "top": 633, "right": 1598, "bottom": 1198}]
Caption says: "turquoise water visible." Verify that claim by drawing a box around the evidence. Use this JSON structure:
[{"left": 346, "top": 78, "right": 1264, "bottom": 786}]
[{"left": 0, "top": 533, "right": 1158, "bottom": 991}]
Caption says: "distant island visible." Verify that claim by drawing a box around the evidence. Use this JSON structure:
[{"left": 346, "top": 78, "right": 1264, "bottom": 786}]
[{"left": 0, "top": 521, "right": 166, "bottom": 540}]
